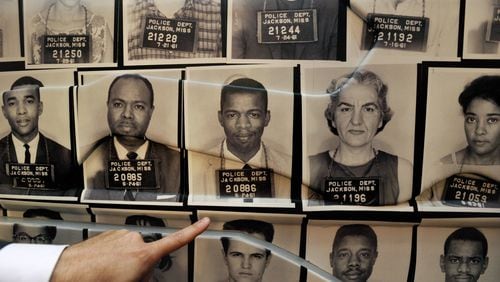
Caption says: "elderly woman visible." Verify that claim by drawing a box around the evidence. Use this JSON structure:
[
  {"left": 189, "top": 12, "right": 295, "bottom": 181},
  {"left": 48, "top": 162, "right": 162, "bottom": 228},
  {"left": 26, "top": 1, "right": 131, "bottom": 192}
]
[
  {"left": 309, "top": 69, "right": 412, "bottom": 205},
  {"left": 441, "top": 75, "right": 500, "bottom": 166},
  {"left": 29, "top": 0, "right": 113, "bottom": 64}
]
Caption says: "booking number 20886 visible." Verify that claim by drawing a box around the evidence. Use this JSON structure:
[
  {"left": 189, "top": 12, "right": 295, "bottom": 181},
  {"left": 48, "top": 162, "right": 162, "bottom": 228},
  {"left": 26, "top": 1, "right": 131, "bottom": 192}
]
[{"left": 225, "top": 184, "right": 257, "bottom": 193}]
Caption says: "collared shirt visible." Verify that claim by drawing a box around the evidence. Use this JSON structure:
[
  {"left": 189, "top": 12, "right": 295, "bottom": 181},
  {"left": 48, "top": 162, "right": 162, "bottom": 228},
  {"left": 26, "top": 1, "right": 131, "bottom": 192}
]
[
  {"left": 113, "top": 137, "right": 149, "bottom": 160},
  {"left": 221, "top": 139, "right": 267, "bottom": 169},
  {"left": 12, "top": 133, "right": 40, "bottom": 164}
]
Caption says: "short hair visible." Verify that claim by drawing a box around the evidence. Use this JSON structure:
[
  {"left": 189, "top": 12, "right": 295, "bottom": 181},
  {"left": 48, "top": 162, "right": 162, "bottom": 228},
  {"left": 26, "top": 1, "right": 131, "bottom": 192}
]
[
  {"left": 3, "top": 76, "right": 44, "bottom": 103},
  {"left": 107, "top": 74, "right": 154, "bottom": 106},
  {"left": 125, "top": 215, "right": 166, "bottom": 227},
  {"left": 458, "top": 75, "right": 500, "bottom": 114},
  {"left": 23, "top": 208, "right": 63, "bottom": 220},
  {"left": 12, "top": 223, "right": 57, "bottom": 241},
  {"left": 332, "top": 224, "right": 378, "bottom": 252},
  {"left": 220, "top": 78, "right": 268, "bottom": 110},
  {"left": 324, "top": 70, "right": 393, "bottom": 135},
  {"left": 220, "top": 219, "right": 274, "bottom": 257},
  {"left": 125, "top": 215, "right": 172, "bottom": 271},
  {"left": 444, "top": 227, "right": 488, "bottom": 258}
]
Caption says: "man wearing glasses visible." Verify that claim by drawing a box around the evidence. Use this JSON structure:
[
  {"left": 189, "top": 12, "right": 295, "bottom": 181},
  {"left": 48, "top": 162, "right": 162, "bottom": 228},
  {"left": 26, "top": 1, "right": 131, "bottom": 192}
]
[{"left": 12, "top": 223, "right": 56, "bottom": 244}]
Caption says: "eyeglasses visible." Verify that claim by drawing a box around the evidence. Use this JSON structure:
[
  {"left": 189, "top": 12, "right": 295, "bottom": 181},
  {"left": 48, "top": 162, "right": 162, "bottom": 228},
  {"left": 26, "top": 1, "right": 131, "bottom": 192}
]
[{"left": 13, "top": 232, "right": 53, "bottom": 244}]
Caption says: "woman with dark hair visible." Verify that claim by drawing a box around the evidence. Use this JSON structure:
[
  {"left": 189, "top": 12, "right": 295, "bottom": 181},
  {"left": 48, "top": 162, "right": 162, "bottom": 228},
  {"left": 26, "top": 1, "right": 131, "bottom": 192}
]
[
  {"left": 29, "top": 0, "right": 113, "bottom": 65},
  {"left": 308, "top": 69, "right": 412, "bottom": 206},
  {"left": 440, "top": 75, "right": 500, "bottom": 165}
]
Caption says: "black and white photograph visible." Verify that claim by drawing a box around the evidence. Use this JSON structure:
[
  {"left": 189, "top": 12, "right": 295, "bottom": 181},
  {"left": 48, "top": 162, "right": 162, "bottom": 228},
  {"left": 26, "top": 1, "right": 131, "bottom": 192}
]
[
  {"left": 77, "top": 69, "right": 182, "bottom": 86},
  {"left": 89, "top": 211, "right": 191, "bottom": 282},
  {"left": 123, "top": 0, "right": 225, "bottom": 66},
  {"left": 463, "top": 0, "right": 500, "bottom": 59},
  {"left": 0, "top": 0, "right": 22, "bottom": 61},
  {"left": 194, "top": 211, "right": 303, "bottom": 282},
  {"left": 0, "top": 70, "right": 79, "bottom": 200},
  {"left": 227, "top": 0, "right": 344, "bottom": 62},
  {"left": 415, "top": 221, "right": 500, "bottom": 282},
  {"left": 185, "top": 65, "right": 294, "bottom": 207},
  {"left": 0, "top": 220, "right": 83, "bottom": 245},
  {"left": 418, "top": 67, "right": 500, "bottom": 212},
  {"left": 23, "top": 0, "right": 116, "bottom": 68},
  {"left": 1, "top": 199, "right": 91, "bottom": 222},
  {"left": 306, "top": 220, "right": 413, "bottom": 282},
  {"left": 77, "top": 73, "right": 182, "bottom": 205},
  {"left": 301, "top": 64, "right": 416, "bottom": 211},
  {"left": 347, "top": 0, "right": 460, "bottom": 64}
]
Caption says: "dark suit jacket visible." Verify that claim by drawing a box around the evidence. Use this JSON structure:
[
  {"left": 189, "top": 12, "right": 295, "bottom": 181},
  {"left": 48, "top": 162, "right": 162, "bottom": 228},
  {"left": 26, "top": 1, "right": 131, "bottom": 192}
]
[
  {"left": 0, "top": 133, "right": 78, "bottom": 196},
  {"left": 231, "top": 0, "right": 339, "bottom": 60},
  {"left": 85, "top": 136, "right": 181, "bottom": 201}
]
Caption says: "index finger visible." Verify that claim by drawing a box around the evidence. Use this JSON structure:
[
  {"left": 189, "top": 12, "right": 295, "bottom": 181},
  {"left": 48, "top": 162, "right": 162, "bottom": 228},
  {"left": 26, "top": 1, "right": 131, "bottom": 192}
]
[{"left": 147, "top": 217, "right": 210, "bottom": 260}]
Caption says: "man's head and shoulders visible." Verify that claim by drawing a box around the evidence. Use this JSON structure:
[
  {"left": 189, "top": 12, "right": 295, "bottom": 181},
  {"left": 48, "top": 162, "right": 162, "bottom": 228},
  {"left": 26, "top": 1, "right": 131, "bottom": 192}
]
[
  {"left": 211, "top": 77, "right": 290, "bottom": 176},
  {"left": 85, "top": 74, "right": 180, "bottom": 198},
  {"left": 0, "top": 76, "right": 73, "bottom": 192},
  {"left": 88, "top": 73, "right": 178, "bottom": 163},
  {"left": 219, "top": 219, "right": 274, "bottom": 282},
  {"left": 440, "top": 227, "right": 489, "bottom": 282},
  {"left": 330, "top": 224, "right": 378, "bottom": 282},
  {"left": 0, "top": 76, "right": 71, "bottom": 160}
]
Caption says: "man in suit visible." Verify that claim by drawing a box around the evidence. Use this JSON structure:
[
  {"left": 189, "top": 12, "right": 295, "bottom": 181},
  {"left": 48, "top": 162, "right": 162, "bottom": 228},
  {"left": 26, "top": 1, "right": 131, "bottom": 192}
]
[
  {"left": 189, "top": 77, "right": 292, "bottom": 203},
  {"left": 0, "top": 76, "right": 76, "bottom": 196},
  {"left": 84, "top": 74, "right": 180, "bottom": 201}
]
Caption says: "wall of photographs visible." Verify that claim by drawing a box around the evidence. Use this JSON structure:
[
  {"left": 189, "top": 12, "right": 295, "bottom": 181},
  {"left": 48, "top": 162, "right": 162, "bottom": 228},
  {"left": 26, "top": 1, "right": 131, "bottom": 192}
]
[{"left": 0, "top": 0, "right": 499, "bottom": 281}]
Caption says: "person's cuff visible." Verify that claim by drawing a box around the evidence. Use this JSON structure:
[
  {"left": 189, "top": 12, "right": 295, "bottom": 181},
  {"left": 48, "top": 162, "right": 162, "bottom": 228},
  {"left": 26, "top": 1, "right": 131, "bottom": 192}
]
[{"left": 0, "top": 243, "right": 68, "bottom": 282}]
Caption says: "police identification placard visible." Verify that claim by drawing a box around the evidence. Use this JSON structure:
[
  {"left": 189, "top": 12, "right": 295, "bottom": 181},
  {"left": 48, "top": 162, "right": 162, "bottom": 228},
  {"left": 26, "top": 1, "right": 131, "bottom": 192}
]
[
  {"left": 6, "top": 163, "right": 55, "bottom": 190},
  {"left": 42, "top": 34, "right": 90, "bottom": 64},
  {"left": 218, "top": 168, "right": 273, "bottom": 199},
  {"left": 442, "top": 175, "right": 499, "bottom": 208},
  {"left": 362, "top": 13, "right": 429, "bottom": 51},
  {"left": 323, "top": 177, "right": 380, "bottom": 205},
  {"left": 141, "top": 16, "right": 197, "bottom": 52},
  {"left": 106, "top": 159, "right": 159, "bottom": 190},
  {"left": 257, "top": 9, "right": 317, "bottom": 43}
]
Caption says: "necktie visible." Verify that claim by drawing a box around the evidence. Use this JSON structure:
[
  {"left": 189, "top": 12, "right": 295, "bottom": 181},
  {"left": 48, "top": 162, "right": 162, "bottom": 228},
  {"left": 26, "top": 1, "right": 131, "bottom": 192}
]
[
  {"left": 124, "top": 151, "right": 138, "bottom": 201},
  {"left": 23, "top": 144, "right": 30, "bottom": 164},
  {"left": 242, "top": 164, "right": 252, "bottom": 169},
  {"left": 127, "top": 151, "right": 138, "bottom": 160}
]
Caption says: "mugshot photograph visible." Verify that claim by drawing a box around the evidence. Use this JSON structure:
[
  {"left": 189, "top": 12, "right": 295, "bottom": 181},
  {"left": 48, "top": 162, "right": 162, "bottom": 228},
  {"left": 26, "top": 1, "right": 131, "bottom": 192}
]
[
  {"left": 0, "top": 0, "right": 22, "bottom": 61},
  {"left": 24, "top": 0, "right": 115, "bottom": 68},
  {"left": 0, "top": 221, "right": 84, "bottom": 245},
  {"left": 301, "top": 65, "right": 416, "bottom": 209},
  {"left": 0, "top": 200, "right": 92, "bottom": 222},
  {"left": 184, "top": 66, "right": 294, "bottom": 207},
  {"left": 306, "top": 221, "right": 413, "bottom": 282},
  {"left": 77, "top": 73, "right": 181, "bottom": 204},
  {"left": 228, "top": 0, "right": 343, "bottom": 62},
  {"left": 348, "top": 0, "right": 460, "bottom": 64},
  {"left": 415, "top": 223, "right": 500, "bottom": 282},
  {"left": 124, "top": 0, "right": 224, "bottom": 65},
  {"left": 463, "top": 0, "right": 500, "bottom": 59},
  {"left": 194, "top": 211, "right": 303, "bottom": 282},
  {"left": 418, "top": 68, "right": 500, "bottom": 211},
  {"left": 0, "top": 77, "right": 79, "bottom": 198}
]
